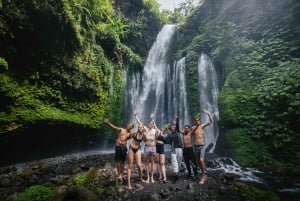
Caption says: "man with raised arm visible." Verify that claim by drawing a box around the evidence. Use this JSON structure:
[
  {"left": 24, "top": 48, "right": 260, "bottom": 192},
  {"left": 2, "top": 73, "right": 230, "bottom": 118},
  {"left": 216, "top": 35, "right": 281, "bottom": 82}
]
[
  {"left": 180, "top": 124, "right": 199, "bottom": 177},
  {"left": 104, "top": 118, "right": 134, "bottom": 181},
  {"left": 134, "top": 111, "right": 159, "bottom": 183},
  {"left": 192, "top": 109, "right": 214, "bottom": 184}
]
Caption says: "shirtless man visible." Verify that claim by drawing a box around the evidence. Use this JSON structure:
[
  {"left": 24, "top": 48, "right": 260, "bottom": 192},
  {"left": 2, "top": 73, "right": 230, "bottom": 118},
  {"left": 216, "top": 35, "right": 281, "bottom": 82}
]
[
  {"left": 134, "top": 111, "right": 159, "bottom": 183},
  {"left": 192, "top": 109, "right": 213, "bottom": 184},
  {"left": 104, "top": 118, "right": 134, "bottom": 181},
  {"left": 181, "top": 124, "right": 199, "bottom": 177}
]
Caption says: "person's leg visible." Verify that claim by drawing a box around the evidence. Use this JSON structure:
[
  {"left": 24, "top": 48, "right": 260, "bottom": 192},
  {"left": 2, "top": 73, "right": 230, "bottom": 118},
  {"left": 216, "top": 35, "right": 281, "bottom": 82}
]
[
  {"left": 171, "top": 152, "right": 178, "bottom": 173},
  {"left": 190, "top": 149, "right": 198, "bottom": 176},
  {"left": 120, "top": 146, "right": 127, "bottom": 180},
  {"left": 160, "top": 154, "right": 166, "bottom": 182},
  {"left": 117, "top": 161, "right": 122, "bottom": 180},
  {"left": 115, "top": 146, "right": 123, "bottom": 180},
  {"left": 145, "top": 155, "right": 151, "bottom": 183},
  {"left": 199, "top": 158, "right": 206, "bottom": 184},
  {"left": 120, "top": 161, "right": 125, "bottom": 179},
  {"left": 198, "top": 146, "right": 206, "bottom": 184},
  {"left": 127, "top": 148, "right": 134, "bottom": 189},
  {"left": 150, "top": 155, "right": 156, "bottom": 183},
  {"left": 171, "top": 152, "right": 179, "bottom": 182},
  {"left": 183, "top": 148, "right": 191, "bottom": 176},
  {"left": 176, "top": 148, "right": 183, "bottom": 173},
  {"left": 136, "top": 149, "right": 145, "bottom": 183},
  {"left": 156, "top": 154, "right": 162, "bottom": 180}
]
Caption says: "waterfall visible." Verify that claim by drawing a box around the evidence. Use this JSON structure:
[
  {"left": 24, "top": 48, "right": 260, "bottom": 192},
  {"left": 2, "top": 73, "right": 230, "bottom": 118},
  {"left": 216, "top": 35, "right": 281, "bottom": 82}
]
[
  {"left": 197, "top": 53, "right": 220, "bottom": 153},
  {"left": 125, "top": 24, "right": 178, "bottom": 127},
  {"left": 167, "top": 57, "right": 192, "bottom": 127},
  {"left": 124, "top": 26, "right": 219, "bottom": 152}
]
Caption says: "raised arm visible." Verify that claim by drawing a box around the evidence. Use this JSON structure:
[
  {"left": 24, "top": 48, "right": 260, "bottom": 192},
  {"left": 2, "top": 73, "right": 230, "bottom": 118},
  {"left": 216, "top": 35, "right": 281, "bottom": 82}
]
[
  {"left": 104, "top": 118, "right": 121, "bottom": 131},
  {"left": 203, "top": 109, "right": 214, "bottom": 127},
  {"left": 134, "top": 111, "right": 143, "bottom": 126},
  {"left": 150, "top": 113, "right": 154, "bottom": 122},
  {"left": 175, "top": 116, "right": 179, "bottom": 132}
]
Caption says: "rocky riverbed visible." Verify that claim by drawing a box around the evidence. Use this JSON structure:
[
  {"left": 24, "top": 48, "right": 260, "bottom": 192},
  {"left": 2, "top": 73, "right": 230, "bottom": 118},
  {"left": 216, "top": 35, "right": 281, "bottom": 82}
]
[{"left": 0, "top": 150, "right": 297, "bottom": 201}]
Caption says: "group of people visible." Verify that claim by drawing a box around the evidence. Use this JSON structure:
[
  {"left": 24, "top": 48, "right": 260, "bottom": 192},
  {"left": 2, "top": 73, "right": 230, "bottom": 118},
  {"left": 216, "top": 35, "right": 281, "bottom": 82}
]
[{"left": 104, "top": 109, "right": 214, "bottom": 190}]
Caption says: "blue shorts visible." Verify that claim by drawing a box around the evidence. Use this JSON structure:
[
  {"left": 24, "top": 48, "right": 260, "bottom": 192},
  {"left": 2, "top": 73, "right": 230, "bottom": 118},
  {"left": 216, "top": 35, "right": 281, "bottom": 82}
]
[{"left": 194, "top": 145, "right": 205, "bottom": 160}]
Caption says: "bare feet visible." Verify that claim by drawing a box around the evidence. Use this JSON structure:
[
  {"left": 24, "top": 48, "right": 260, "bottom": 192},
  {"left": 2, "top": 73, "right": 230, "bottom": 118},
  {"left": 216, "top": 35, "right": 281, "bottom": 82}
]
[
  {"left": 150, "top": 177, "right": 155, "bottom": 183},
  {"left": 199, "top": 176, "right": 207, "bottom": 184},
  {"left": 127, "top": 185, "right": 133, "bottom": 190},
  {"left": 140, "top": 178, "right": 146, "bottom": 183}
]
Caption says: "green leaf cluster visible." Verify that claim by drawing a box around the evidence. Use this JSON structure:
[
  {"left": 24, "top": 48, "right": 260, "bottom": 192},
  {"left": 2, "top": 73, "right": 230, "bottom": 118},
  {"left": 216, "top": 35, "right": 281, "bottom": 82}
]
[
  {"left": 0, "top": 57, "right": 8, "bottom": 71},
  {"left": 16, "top": 185, "right": 53, "bottom": 201},
  {"left": 0, "top": 0, "right": 164, "bottom": 135},
  {"left": 226, "top": 128, "right": 278, "bottom": 167},
  {"left": 174, "top": 0, "right": 300, "bottom": 167}
]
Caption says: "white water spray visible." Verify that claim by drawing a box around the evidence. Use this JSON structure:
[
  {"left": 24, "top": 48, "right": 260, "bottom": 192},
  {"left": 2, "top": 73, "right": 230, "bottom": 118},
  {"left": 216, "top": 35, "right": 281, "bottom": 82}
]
[{"left": 197, "top": 53, "right": 220, "bottom": 152}]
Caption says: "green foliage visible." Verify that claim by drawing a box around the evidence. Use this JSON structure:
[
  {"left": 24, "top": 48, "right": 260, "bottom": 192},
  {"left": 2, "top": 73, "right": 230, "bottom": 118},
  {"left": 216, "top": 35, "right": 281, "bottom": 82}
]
[
  {"left": 226, "top": 128, "right": 278, "bottom": 167},
  {"left": 107, "top": 68, "right": 124, "bottom": 125},
  {"left": 0, "top": 73, "right": 107, "bottom": 132},
  {"left": 95, "top": 15, "right": 129, "bottom": 44},
  {"left": 0, "top": 57, "right": 8, "bottom": 71},
  {"left": 0, "top": 0, "right": 159, "bottom": 134},
  {"left": 175, "top": 0, "right": 300, "bottom": 166},
  {"left": 74, "top": 172, "right": 88, "bottom": 186},
  {"left": 16, "top": 185, "right": 53, "bottom": 201},
  {"left": 238, "top": 185, "right": 280, "bottom": 201},
  {"left": 184, "top": 49, "right": 201, "bottom": 115},
  {"left": 74, "top": 167, "right": 97, "bottom": 186},
  {"left": 61, "top": 0, "right": 95, "bottom": 46},
  {"left": 241, "top": 61, "right": 300, "bottom": 162},
  {"left": 143, "top": 0, "right": 160, "bottom": 16}
]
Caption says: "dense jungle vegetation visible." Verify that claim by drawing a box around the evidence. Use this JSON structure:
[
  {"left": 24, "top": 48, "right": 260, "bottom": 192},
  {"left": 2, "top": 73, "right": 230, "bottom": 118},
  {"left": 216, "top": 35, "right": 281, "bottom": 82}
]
[
  {"left": 0, "top": 0, "right": 163, "bottom": 134},
  {"left": 173, "top": 0, "right": 300, "bottom": 169},
  {"left": 0, "top": 0, "right": 299, "bottom": 173}
]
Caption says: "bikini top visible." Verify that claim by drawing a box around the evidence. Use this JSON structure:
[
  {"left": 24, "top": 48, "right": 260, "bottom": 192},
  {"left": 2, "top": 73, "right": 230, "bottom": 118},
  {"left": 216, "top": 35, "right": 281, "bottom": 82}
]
[{"left": 133, "top": 133, "right": 143, "bottom": 142}]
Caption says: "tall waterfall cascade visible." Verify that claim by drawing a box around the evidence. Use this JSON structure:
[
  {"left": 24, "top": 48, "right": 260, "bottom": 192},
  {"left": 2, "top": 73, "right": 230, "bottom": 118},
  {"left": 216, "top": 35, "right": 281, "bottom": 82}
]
[
  {"left": 124, "top": 25, "right": 220, "bottom": 152},
  {"left": 197, "top": 53, "right": 220, "bottom": 152}
]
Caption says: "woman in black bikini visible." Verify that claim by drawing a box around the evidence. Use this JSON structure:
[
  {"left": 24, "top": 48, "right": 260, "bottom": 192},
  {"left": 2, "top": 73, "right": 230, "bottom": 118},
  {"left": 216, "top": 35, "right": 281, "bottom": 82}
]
[
  {"left": 156, "top": 125, "right": 168, "bottom": 183},
  {"left": 127, "top": 124, "right": 146, "bottom": 190}
]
